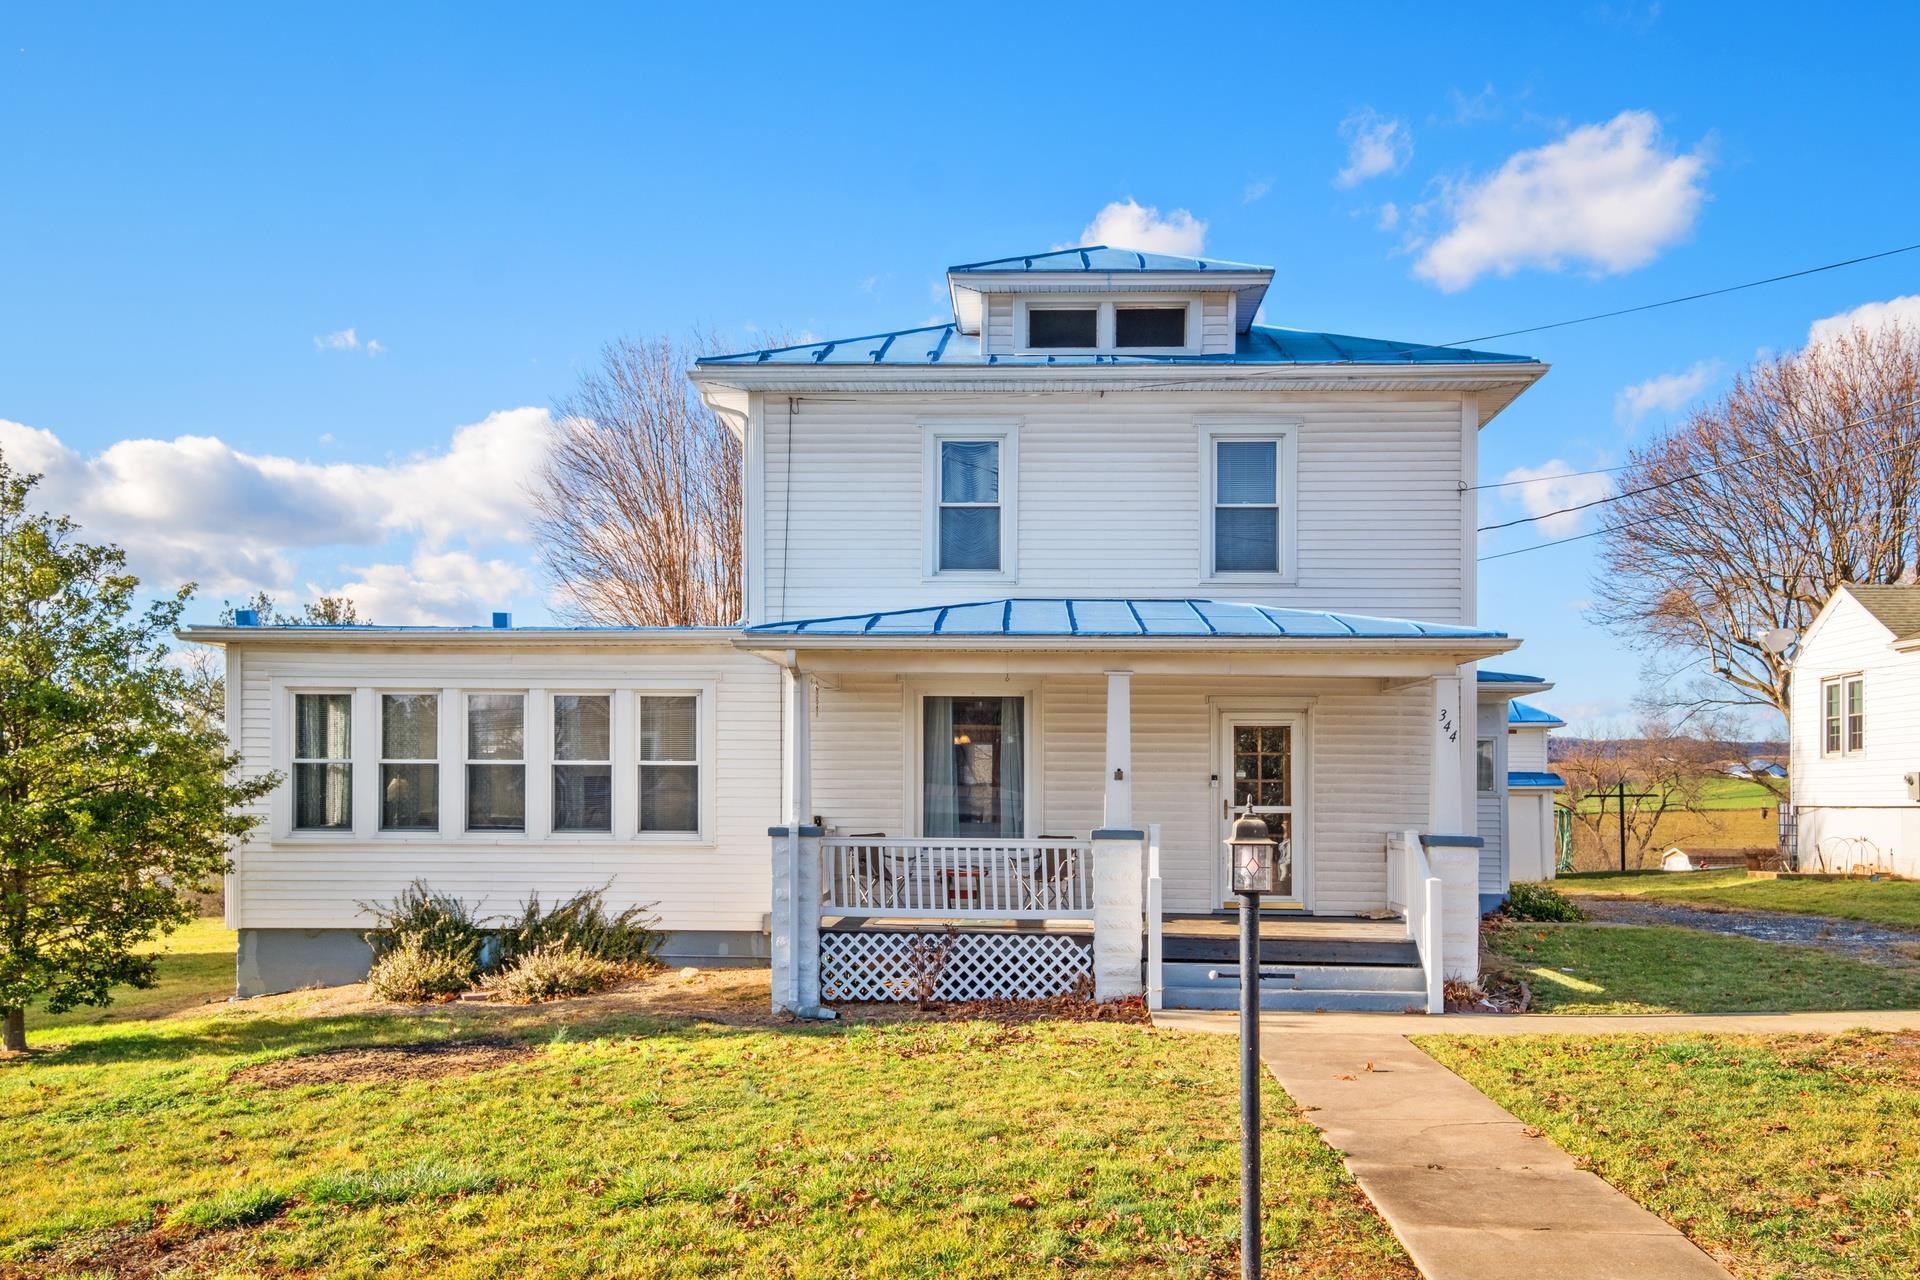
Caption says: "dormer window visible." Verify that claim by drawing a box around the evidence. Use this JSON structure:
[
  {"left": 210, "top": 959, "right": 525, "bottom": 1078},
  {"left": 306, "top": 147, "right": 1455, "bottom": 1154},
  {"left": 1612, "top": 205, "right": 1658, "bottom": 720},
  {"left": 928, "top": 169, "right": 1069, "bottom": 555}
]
[
  {"left": 1027, "top": 307, "right": 1097, "bottom": 349},
  {"left": 1017, "top": 299, "right": 1197, "bottom": 352}
]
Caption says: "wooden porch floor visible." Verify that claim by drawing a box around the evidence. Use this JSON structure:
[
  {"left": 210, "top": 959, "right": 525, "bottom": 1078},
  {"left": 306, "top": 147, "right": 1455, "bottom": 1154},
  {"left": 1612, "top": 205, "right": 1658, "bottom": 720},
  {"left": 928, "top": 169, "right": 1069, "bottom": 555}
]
[{"left": 821, "top": 912, "right": 1418, "bottom": 968}]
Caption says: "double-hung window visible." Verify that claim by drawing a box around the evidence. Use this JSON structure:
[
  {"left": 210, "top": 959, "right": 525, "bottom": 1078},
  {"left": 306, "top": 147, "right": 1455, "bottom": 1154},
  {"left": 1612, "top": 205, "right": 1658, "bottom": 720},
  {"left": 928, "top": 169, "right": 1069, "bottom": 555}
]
[
  {"left": 466, "top": 693, "right": 526, "bottom": 831},
  {"left": 639, "top": 695, "right": 700, "bottom": 834},
  {"left": 1205, "top": 428, "right": 1293, "bottom": 577},
  {"left": 927, "top": 425, "right": 1015, "bottom": 578},
  {"left": 293, "top": 693, "right": 352, "bottom": 830},
  {"left": 1476, "top": 739, "right": 1496, "bottom": 792},
  {"left": 554, "top": 694, "right": 613, "bottom": 832},
  {"left": 380, "top": 694, "right": 438, "bottom": 830},
  {"left": 1823, "top": 675, "right": 1865, "bottom": 755}
]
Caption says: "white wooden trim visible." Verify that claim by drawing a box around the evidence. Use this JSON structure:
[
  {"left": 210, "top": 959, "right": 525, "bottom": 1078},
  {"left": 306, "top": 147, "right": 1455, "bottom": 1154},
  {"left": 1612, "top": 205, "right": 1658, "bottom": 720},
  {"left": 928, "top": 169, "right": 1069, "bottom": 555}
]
[
  {"left": 1208, "top": 699, "right": 1313, "bottom": 910},
  {"left": 919, "top": 419, "right": 1020, "bottom": 584},
  {"left": 745, "top": 393, "right": 767, "bottom": 624},
  {"left": 1195, "top": 416, "right": 1301, "bottom": 585},
  {"left": 224, "top": 645, "right": 246, "bottom": 929}
]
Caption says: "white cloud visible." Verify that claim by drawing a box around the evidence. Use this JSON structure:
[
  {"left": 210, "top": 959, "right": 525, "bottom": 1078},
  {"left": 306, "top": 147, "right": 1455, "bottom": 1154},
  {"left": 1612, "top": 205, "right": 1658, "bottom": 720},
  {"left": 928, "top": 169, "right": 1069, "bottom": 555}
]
[
  {"left": 1376, "top": 202, "right": 1401, "bottom": 231},
  {"left": 1413, "top": 110, "right": 1709, "bottom": 292},
  {"left": 314, "top": 327, "right": 385, "bottom": 356},
  {"left": 1615, "top": 359, "right": 1718, "bottom": 428},
  {"left": 1807, "top": 294, "right": 1920, "bottom": 347},
  {"left": 1335, "top": 109, "right": 1412, "bottom": 188},
  {"left": 1242, "top": 177, "right": 1273, "bottom": 204},
  {"left": 317, "top": 550, "right": 531, "bottom": 626},
  {"left": 0, "top": 408, "right": 554, "bottom": 593},
  {"left": 1070, "top": 199, "right": 1207, "bottom": 256},
  {"left": 1498, "top": 459, "right": 1615, "bottom": 537}
]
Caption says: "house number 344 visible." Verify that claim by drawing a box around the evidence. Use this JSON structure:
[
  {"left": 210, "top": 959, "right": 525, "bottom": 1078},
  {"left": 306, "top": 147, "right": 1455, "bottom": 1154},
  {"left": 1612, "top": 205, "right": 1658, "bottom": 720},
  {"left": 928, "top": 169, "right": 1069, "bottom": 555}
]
[{"left": 1437, "top": 707, "right": 1457, "bottom": 743}]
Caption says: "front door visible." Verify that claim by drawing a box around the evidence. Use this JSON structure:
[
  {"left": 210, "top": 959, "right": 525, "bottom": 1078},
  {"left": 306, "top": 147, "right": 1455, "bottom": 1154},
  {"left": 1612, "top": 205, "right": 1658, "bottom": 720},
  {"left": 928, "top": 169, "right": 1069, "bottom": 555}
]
[{"left": 1219, "top": 717, "right": 1304, "bottom": 909}]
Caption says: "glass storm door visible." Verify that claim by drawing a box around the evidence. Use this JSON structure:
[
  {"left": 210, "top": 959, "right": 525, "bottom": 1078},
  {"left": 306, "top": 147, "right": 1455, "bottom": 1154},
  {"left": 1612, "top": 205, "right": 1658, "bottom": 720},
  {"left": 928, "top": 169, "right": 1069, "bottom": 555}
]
[{"left": 1221, "top": 718, "right": 1302, "bottom": 908}]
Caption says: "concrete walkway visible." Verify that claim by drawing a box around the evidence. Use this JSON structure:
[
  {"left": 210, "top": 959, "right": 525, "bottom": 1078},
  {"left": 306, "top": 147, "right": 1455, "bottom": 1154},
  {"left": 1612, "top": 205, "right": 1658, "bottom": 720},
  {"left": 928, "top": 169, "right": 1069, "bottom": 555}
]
[{"left": 1259, "top": 1032, "right": 1733, "bottom": 1279}]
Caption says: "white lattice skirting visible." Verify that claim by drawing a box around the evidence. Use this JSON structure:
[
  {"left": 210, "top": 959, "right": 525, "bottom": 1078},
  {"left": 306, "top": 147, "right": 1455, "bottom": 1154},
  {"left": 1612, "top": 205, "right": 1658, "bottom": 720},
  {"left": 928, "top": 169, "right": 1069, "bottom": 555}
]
[{"left": 820, "top": 930, "right": 1094, "bottom": 1003}]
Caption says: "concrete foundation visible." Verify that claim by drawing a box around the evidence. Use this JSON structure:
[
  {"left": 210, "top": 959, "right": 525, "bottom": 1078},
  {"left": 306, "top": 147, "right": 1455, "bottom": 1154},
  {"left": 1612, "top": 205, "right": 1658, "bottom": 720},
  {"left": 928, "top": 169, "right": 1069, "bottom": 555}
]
[{"left": 235, "top": 927, "right": 772, "bottom": 997}]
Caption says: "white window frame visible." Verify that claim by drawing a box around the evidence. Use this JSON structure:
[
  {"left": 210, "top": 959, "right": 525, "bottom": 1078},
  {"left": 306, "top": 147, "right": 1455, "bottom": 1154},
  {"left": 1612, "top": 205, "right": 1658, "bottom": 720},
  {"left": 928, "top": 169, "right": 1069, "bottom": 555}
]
[
  {"left": 376, "top": 691, "right": 440, "bottom": 835},
  {"left": 1198, "top": 418, "right": 1300, "bottom": 583},
  {"left": 637, "top": 693, "right": 703, "bottom": 837},
  {"left": 290, "top": 690, "right": 355, "bottom": 834},
  {"left": 904, "top": 679, "right": 1041, "bottom": 839},
  {"left": 1822, "top": 674, "right": 1865, "bottom": 756},
  {"left": 465, "top": 691, "right": 529, "bottom": 834},
  {"left": 1015, "top": 295, "right": 1201, "bottom": 355},
  {"left": 551, "top": 691, "right": 615, "bottom": 835},
  {"left": 922, "top": 420, "right": 1019, "bottom": 583}
]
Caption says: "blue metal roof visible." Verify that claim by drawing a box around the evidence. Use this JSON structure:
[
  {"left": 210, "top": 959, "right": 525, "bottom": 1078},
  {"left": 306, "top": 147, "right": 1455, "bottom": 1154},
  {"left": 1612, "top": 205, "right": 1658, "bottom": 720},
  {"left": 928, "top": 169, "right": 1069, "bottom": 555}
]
[
  {"left": 696, "top": 322, "right": 1534, "bottom": 368},
  {"left": 1478, "top": 669, "right": 1547, "bottom": 684},
  {"left": 1508, "top": 699, "right": 1567, "bottom": 728},
  {"left": 743, "top": 598, "right": 1507, "bottom": 640},
  {"left": 948, "top": 246, "right": 1270, "bottom": 274},
  {"left": 1508, "top": 771, "right": 1565, "bottom": 789}
]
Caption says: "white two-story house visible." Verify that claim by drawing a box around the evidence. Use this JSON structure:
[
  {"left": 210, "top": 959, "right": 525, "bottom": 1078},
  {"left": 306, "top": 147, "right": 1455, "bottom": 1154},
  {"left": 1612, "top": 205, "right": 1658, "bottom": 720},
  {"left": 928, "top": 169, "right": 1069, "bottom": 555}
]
[{"left": 185, "top": 245, "right": 1548, "bottom": 1012}]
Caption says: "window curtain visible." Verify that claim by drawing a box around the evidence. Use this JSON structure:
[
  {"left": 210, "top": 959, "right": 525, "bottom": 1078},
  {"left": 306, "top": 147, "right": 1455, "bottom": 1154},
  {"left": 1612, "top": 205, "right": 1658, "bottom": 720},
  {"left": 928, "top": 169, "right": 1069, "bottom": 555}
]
[
  {"left": 997, "top": 696, "right": 1024, "bottom": 837},
  {"left": 923, "top": 696, "right": 959, "bottom": 838}
]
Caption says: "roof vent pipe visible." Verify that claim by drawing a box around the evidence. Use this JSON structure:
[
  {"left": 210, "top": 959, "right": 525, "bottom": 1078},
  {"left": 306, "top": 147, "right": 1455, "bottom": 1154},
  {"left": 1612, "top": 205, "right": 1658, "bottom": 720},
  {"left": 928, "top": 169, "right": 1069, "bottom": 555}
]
[
  {"left": 491, "top": 612, "right": 512, "bottom": 629},
  {"left": 234, "top": 609, "right": 259, "bottom": 627}
]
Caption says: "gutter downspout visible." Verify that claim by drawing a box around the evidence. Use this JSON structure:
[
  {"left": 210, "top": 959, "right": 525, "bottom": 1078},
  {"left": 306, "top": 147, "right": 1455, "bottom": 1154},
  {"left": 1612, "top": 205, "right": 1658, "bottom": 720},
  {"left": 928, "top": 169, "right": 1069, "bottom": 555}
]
[{"left": 754, "top": 645, "right": 836, "bottom": 1021}]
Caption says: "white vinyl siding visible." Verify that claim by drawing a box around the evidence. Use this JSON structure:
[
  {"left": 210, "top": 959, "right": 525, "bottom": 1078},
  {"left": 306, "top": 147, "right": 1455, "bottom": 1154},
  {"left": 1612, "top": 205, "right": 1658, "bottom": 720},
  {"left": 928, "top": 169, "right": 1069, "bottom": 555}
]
[
  {"left": 232, "top": 644, "right": 776, "bottom": 935},
  {"left": 757, "top": 392, "right": 1465, "bottom": 622}
]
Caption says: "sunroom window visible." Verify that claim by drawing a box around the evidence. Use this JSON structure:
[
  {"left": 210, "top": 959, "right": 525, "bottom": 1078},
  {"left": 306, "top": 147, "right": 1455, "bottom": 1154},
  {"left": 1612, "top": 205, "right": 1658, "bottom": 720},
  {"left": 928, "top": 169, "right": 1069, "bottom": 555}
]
[
  {"left": 380, "top": 693, "right": 438, "bottom": 831},
  {"left": 640, "top": 695, "right": 700, "bottom": 834},
  {"left": 466, "top": 693, "right": 526, "bottom": 831},
  {"left": 923, "top": 696, "right": 1024, "bottom": 838},
  {"left": 553, "top": 694, "right": 612, "bottom": 832},
  {"left": 293, "top": 693, "right": 352, "bottom": 830}
]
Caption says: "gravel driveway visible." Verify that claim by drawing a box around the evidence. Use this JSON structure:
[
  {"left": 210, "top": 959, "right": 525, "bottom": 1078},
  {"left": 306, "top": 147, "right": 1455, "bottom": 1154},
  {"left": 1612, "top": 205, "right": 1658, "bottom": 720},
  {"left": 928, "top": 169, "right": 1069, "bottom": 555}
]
[{"left": 1578, "top": 896, "right": 1920, "bottom": 967}]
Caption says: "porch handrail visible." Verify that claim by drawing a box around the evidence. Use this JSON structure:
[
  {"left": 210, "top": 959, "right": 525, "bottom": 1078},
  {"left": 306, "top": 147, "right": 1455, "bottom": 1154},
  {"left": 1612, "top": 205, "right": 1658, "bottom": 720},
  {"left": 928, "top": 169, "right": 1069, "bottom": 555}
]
[
  {"left": 1145, "top": 823, "right": 1164, "bottom": 1012},
  {"left": 820, "top": 836, "right": 1094, "bottom": 919},
  {"left": 1392, "top": 829, "right": 1445, "bottom": 1014}
]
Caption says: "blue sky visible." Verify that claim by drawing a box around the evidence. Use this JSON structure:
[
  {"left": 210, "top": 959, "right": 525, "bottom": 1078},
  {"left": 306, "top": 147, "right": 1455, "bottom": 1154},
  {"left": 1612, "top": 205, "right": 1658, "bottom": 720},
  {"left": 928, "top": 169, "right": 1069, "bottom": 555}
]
[{"left": 4, "top": 2, "right": 1917, "bottom": 733}]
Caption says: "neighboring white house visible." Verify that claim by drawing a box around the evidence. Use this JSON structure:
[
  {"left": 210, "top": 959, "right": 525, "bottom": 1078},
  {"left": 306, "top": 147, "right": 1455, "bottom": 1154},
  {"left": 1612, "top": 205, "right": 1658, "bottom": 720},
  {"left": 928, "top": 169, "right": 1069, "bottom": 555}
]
[
  {"left": 183, "top": 244, "right": 1550, "bottom": 1011},
  {"left": 1473, "top": 671, "right": 1566, "bottom": 899},
  {"left": 1788, "top": 583, "right": 1920, "bottom": 877}
]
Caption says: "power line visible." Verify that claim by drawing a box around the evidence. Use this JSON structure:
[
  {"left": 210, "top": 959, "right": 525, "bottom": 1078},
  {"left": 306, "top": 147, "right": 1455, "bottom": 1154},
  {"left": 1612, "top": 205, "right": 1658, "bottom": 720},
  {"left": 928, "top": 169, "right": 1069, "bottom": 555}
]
[{"left": 1476, "top": 394, "right": 1920, "bottom": 533}]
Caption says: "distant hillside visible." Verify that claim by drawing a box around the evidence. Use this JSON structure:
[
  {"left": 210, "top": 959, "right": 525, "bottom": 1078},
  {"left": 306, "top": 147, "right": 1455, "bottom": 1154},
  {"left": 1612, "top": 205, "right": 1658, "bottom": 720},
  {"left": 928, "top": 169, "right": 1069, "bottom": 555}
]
[{"left": 1547, "top": 737, "right": 1787, "bottom": 765}]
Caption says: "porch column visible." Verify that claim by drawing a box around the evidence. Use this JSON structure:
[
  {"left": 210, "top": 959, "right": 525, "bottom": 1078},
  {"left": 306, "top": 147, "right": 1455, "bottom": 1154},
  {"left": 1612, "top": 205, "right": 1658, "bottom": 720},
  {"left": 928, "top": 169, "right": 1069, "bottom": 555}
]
[
  {"left": 1104, "top": 670, "right": 1133, "bottom": 829},
  {"left": 1428, "top": 673, "right": 1464, "bottom": 834},
  {"left": 1091, "top": 828, "right": 1146, "bottom": 1001},
  {"left": 771, "top": 661, "right": 825, "bottom": 1016},
  {"left": 1421, "top": 834, "right": 1483, "bottom": 982},
  {"left": 784, "top": 662, "right": 812, "bottom": 827}
]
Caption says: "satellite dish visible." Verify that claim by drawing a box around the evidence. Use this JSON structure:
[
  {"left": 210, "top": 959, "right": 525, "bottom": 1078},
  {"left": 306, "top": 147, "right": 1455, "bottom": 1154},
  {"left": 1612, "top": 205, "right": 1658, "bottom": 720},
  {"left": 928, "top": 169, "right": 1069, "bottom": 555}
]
[{"left": 1760, "top": 627, "right": 1798, "bottom": 656}]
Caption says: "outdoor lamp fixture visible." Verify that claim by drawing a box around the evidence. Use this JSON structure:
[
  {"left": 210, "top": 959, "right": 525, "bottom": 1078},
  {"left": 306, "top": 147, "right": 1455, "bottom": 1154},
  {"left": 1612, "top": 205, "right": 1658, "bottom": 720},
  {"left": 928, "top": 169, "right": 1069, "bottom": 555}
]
[{"left": 1225, "top": 806, "right": 1278, "bottom": 1280}]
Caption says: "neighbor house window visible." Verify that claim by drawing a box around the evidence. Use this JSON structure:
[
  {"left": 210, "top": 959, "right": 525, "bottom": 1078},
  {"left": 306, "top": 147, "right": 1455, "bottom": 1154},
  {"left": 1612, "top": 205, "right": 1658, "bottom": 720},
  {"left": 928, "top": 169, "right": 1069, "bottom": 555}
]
[
  {"left": 1026, "top": 307, "right": 1096, "bottom": 349},
  {"left": 380, "top": 694, "right": 438, "bottom": 831},
  {"left": 1115, "top": 305, "right": 1186, "bottom": 347},
  {"left": 1213, "top": 438, "right": 1281, "bottom": 573},
  {"left": 466, "top": 693, "right": 526, "bottom": 831},
  {"left": 937, "top": 439, "right": 1001, "bottom": 572},
  {"left": 553, "top": 694, "right": 613, "bottom": 832},
  {"left": 639, "top": 695, "right": 700, "bottom": 834},
  {"left": 1476, "top": 739, "right": 1496, "bottom": 792},
  {"left": 1824, "top": 675, "right": 1864, "bottom": 755},
  {"left": 923, "top": 696, "right": 1025, "bottom": 838},
  {"left": 293, "top": 693, "right": 352, "bottom": 830}
]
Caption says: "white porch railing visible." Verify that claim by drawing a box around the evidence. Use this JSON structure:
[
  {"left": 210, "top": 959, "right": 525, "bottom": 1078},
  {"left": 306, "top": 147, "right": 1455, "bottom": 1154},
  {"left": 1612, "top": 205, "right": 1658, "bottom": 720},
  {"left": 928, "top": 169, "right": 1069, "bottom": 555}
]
[
  {"left": 820, "top": 837, "right": 1094, "bottom": 919},
  {"left": 1389, "top": 829, "right": 1445, "bottom": 1014},
  {"left": 1144, "top": 823, "right": 1164, "bottom": 1011}
]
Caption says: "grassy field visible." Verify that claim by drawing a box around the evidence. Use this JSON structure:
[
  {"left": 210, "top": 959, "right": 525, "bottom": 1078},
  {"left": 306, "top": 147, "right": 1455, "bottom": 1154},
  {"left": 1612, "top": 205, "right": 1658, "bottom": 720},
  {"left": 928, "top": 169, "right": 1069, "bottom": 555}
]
[
  {"left": 1557, "top": 869, "right": 1920, "bottom": 929},
  {"left": 1418, "top": 1032, "right": 1920, "bottom": 1280},
  {"left": 25, "top": 915, "right": 235, "bottom": 1030},
  {"left": 4, "top": 930, "right": 1410, "bottom": 1279},
  {"left": 1570, "top": 776, "right": 1784, "bottom": 814},
  {"left": 1483, "top": 921, "right": 1920, "bottom": 1014}
]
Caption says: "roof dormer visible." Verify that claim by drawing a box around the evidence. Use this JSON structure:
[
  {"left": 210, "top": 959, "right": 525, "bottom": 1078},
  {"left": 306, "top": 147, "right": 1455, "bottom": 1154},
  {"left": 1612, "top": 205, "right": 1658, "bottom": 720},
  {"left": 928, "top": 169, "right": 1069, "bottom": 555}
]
[{"left": 947, "top": 245, "right": 1274, "bottom": 357}]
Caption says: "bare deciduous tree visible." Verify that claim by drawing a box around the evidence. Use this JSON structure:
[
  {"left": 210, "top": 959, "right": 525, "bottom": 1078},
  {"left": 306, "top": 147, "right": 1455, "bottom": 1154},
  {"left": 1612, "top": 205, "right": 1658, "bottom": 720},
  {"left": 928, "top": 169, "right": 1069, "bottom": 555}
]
[
  {"left": 1556, "top": 688, "right": 1735, "bottom": 869},
  {"left": 533, "top": 337, "right": 742, "bottom": 626},
  {"left": 1593, "top": 322, "right": 1920, "bottom": 719}
]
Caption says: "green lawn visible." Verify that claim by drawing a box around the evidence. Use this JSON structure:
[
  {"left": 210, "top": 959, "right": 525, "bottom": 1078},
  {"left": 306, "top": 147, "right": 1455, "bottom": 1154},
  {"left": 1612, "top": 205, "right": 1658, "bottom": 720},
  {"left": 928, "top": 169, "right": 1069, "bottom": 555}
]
[
  {"left": 1418, "top": 1032, "right": 1920, "bottom": 1280},
  {"left": 1484, "top": 921, "right": 1920, "bottom": 1014},
  {"left": 3, "top": 933, "right": 1410, "bottom": 1278},
  {"left": 1570, "top": 777, "right": 1783, "bottom": 814},
  {"left": 25, "top": 915, "right": 235, "bottom": 1031},
  {"left": 1556, "top": 869, "right": 1920, "bottom": 929}
]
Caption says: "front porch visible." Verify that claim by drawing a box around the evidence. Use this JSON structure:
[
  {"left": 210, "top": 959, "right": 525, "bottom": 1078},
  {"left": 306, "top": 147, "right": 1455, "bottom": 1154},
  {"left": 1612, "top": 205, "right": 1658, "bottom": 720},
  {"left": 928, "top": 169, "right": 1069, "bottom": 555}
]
[{"left": 746, "top": 597, "right": 1506, "bottom": 1016}]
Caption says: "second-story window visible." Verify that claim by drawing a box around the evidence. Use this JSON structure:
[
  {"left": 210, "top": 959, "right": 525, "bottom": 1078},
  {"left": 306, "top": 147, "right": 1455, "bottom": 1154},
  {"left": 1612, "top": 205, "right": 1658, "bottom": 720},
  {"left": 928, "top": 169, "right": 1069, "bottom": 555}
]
[
  {"left": 1823, "top": 675, "right": 1864, "bottom": 755},
  {"left": 938, "top": 439, "right": 1001, "bottom": 572},
  {"left": 1213, "top": 438, "right": 1281, "bottom": 573},
  {"left": 380, "top": 694, "right": 438, "bottom": 831},
  {"left": 553, "top": 694, "right": 613, "bottom": 832},
  {"left": 1027, "top": 307, "right": 1097, "bottom": 348},
  {"left": 466, "top": 693, "right": 526, "bottom": 831}
]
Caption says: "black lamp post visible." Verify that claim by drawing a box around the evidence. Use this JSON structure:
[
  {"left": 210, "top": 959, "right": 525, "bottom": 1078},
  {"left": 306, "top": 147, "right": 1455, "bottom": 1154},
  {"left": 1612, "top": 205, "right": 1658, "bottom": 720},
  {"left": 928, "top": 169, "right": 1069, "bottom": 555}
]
[{"left": 1227, "top": 806, "right": 1280, "bottom": 1280}]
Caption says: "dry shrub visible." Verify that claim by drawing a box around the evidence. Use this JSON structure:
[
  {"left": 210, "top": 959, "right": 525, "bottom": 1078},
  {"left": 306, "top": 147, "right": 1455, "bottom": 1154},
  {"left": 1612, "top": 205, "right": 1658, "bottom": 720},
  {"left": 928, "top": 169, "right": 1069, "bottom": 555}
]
[
  {"left": 366, "top": 934, "right": 474, "bottom": 1003},
  {"left": 482, "top": 942, "right": 625, "bottom": 1003}
]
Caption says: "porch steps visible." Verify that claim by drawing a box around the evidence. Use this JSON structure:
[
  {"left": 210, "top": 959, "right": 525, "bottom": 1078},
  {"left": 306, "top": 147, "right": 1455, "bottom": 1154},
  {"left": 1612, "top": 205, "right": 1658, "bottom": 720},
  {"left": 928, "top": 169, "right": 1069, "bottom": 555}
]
[{"left": 1158, "top": 960, "right": 1428, "bottom": 1013}]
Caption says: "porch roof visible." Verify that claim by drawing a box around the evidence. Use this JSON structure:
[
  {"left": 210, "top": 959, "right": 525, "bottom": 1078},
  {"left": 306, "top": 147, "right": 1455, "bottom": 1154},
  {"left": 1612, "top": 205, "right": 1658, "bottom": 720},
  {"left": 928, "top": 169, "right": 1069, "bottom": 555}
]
[
  {"left": 1508, "top": 770, "right": 1566, "bottom": 790},
  {"left": 742, "top": 598, "right": 1505, "bottom": 642}
]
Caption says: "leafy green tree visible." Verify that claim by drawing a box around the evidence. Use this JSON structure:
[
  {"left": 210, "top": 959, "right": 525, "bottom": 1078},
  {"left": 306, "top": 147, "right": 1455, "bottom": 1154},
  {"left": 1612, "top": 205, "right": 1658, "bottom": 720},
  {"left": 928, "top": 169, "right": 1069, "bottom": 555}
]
[{"left": 0, "top": 459, "right": 276, "bottom": 1052}]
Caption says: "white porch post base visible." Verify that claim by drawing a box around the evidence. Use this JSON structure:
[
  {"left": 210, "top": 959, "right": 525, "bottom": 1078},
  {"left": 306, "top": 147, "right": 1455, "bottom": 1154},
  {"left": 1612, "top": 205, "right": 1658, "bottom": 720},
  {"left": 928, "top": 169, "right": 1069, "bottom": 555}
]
[
  {"left": 769, "top": 824, "right": 826, "bottom": 1014},
  {"left": 1421, "top": 837, "right": 1482, "bottom": 983},
  {"left": 1091, "top": 829, "right": 1146, "bottom": 1001}
]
